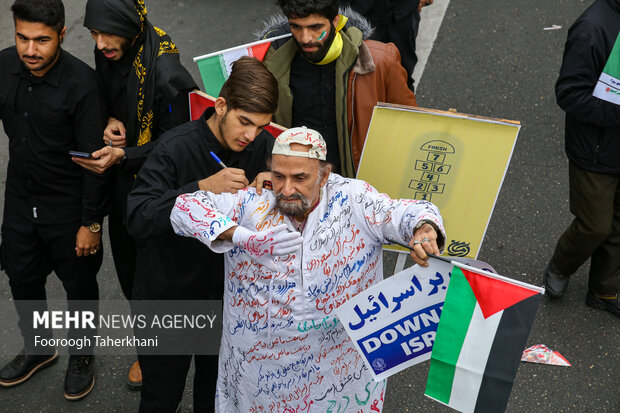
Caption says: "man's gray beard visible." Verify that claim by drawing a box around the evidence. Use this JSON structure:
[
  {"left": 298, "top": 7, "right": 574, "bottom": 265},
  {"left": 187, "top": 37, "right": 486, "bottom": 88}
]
[{"left": 276, "top": 193, "right": 312, "bottom": 219}]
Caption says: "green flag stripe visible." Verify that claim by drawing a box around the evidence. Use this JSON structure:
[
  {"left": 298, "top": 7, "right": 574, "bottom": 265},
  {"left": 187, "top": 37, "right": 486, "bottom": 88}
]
[
  {"left": 425, "top": 266, "right": 478, "bottom": 404},
  {"left": 196, "top": 54, "right": 228, "bottom": 97}
]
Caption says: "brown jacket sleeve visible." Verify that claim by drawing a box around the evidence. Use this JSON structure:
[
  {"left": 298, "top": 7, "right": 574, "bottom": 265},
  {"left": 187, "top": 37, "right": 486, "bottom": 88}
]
[
  {"left": 382, "top": 43, "right": 418, "bottom": 107},
  {"left": 348, "top": 40, "right": 417, "bottom": 171}
]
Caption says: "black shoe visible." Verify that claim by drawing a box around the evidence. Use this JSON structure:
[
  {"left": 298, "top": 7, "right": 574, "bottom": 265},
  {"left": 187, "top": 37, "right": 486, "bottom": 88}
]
[
  {"left": 0, "top": 349, "right": 58, "bottom": 387},
  {"left": 543, "top": 259, "right": 569, "bottom": 298},
  {"left": 64, "top": 355, "right": 95, "bottom": 401},
  {"left": 586, "top": 291, "right": 620, "bottom": 317}
]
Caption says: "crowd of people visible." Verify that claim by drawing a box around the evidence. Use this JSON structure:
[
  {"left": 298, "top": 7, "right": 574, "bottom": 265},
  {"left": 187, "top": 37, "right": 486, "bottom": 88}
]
[{"left": 0, "top": 0, "right": 617, "bottom": 412}]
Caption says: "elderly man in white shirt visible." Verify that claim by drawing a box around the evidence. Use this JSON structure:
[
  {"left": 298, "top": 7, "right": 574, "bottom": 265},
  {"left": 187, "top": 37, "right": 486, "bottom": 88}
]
[{"left": 171, "top": 126, "right": 445, "bottom": 412}]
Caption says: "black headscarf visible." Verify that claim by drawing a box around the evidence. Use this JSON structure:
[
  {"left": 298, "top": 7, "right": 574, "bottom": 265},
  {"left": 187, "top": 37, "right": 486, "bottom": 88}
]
[
  {"left": 84, "top": 0, "right": 142, "bottom": 39},
  {"left": 84, "top": 0, "right": 196, "bottom": 148}
]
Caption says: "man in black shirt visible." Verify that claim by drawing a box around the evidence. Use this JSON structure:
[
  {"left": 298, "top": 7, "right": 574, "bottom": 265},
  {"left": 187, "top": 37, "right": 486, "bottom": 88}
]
[
  {"left": 0, "top": 0, "right": 107, "bottom": 401},
  {"left": 346, "top": 0, "right": 433, "bottom": 91},
  {"left": 126, "top": 56, "right": 278, "bottom": 412},
  {"left": 73, "top": 0, "right": 197, "bottom": 389}
]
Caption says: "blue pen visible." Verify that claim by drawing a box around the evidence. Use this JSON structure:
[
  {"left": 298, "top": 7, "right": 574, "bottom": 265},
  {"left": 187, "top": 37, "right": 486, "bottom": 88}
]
[{"left": 209, "top": 151, "right": 227, "bottom": 169}]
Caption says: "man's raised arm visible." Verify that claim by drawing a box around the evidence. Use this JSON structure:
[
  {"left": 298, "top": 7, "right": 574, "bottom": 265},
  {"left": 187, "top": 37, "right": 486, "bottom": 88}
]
[{"left": 170, "top": 191, "right": 302, "bottom": 271}]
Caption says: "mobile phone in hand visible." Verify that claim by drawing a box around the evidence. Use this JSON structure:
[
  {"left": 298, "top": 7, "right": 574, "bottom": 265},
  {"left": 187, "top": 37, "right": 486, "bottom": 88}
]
[{"left": 68, "top": 150, "right": 95, "bottom": 159}]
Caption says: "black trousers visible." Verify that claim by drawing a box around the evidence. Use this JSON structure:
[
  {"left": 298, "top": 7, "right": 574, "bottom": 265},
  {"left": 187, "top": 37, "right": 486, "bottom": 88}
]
[
  {"left": 552, "top": 162, "right": 620, "bottom": 295},
  {"left": 0, "top": 212, "right": 101, "bottom": 353},
  {"left": 108, "top": 212, "right": 137, "bottom": 300},
  {"left": 371, "top": 10, "right": 421, "bottom": 91},
  {"left": 138, "top": 354, "right": 218, "bottom": 413}
]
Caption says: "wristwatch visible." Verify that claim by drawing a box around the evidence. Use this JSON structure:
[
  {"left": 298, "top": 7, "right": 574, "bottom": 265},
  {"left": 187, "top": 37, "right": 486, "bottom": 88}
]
[
  {"left": 86, "top": 222, "right": 102, "bottom": 233},
  {"left": 119, "top": 148, "right": 128, "bottom": 165}
]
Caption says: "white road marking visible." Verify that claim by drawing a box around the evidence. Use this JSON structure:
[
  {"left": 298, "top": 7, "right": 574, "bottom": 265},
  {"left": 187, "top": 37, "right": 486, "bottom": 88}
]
[{"left": 413, "top": 0, "right": 451, "bottom": 89}]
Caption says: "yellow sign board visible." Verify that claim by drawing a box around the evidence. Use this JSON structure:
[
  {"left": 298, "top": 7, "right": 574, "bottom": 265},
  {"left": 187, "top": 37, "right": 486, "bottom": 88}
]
[{"left": 356, "top": 103, "right": 520, "bottom": 258}]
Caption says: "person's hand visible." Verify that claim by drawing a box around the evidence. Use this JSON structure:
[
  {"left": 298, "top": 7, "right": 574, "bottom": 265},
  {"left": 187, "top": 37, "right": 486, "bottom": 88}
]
[
  {"left": 232, "top": 224, "right": 303, "bottom": 271},
  {"left": 418, "top": 0, "right": 433, "bottom": 12},
  {"left": 409, "top": 222, "right": 440, "bottom": 267},
  {"left": 72, "top": 145, "right": 126, "bottom": 174},
  {"left": 104, "top": 117, "right": 127, "bottom": 147},
  {"left": 198, "top": 168, "right": 249, "bottom": 194},
  {"left": 249, "top": 172, "right": 272, "bottom": 195},
  {"left": 75, "top": 226, "right": 102, "bottom": 257}
]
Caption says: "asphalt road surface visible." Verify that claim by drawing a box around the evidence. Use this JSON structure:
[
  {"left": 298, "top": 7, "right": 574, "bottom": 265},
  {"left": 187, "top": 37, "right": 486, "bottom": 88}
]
[{"left": 0, "top": 0, "right": 618, "bottom": 412}]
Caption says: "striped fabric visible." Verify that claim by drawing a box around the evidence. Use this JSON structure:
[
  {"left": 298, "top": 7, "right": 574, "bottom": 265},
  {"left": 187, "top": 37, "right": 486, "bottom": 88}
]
[
  {"left": 425, "top": 264, "right": 543, "bottom": 413},
  {"left": 193, "top": 34, "right": 291, "bottom": 97}
]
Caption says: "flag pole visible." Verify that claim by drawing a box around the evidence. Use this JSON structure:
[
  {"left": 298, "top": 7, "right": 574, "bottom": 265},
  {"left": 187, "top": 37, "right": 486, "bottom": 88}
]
[
  {"left": 389, "top": 239, "right": 546, "bottom": 294},
  {"left": 193, "top": 33, "right": 292, "bottom": 62},
  {"left": 388, "top": 239, "right": 452, "bottom": 263},
  {"left": 452, "top": 261, "right": 546, "bottom": 293}
]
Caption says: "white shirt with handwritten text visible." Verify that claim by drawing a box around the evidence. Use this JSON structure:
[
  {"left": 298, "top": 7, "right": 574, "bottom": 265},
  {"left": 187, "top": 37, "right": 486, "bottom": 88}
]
[{"left": 171, "top": 173, "right": 445, "bottom": 413}]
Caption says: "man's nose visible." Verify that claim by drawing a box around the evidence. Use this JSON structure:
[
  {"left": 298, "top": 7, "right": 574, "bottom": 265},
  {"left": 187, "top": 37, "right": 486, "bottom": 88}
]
[
  {"left": 95, "top": 35, "right": 106, "bottom": 50},
  {"left": 300, "top": 29, "right": 315, "bottom": 44},
  {"left": 26, "top": 40, "right": 37, "bottom": 56},
  {"left": 281, "top": 180, "right": 296, "bottom": 197},
  {"left": 244, "top": 127, "right": 258, "bottom": 142}
]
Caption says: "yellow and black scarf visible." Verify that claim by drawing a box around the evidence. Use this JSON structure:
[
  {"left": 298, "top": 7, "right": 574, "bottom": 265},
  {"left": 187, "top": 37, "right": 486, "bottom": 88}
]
[
  {"left": 84, "top": 0, "right": 195, "bottom": 149},
  {"left": 315, "top": 15, "right": 348, "bottom": 65}
]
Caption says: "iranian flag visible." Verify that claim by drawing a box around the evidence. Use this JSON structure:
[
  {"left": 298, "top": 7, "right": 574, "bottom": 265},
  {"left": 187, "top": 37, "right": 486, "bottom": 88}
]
[
  {"left": 425, "top": 262, "right": 544, "bottom": 413},
  {"left": 593, "top": 32, "right": 620, "bottom": 106},
  {"left": 193, "top": 34, "right": 291, "bottom": 97}
]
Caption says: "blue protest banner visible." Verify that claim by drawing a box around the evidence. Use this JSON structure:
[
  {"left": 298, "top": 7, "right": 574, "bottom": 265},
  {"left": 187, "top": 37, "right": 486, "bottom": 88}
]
[{"left": 336, "top": 257, "right": 495, "bottom": 381}]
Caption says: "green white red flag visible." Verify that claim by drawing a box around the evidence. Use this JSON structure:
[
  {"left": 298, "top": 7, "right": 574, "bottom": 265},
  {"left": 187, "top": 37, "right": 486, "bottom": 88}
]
[
  {"left": 593, "top": 32, "right": 620, "bottom": 106},
  {"left": 424, "top": 262, "right": 544, "bottom": 413},
  {"left": 188, "top": 91, "right": 286, "bottom": 138},
  {"left": 193, "top": 34, "right": 291, "bottom": 97}
]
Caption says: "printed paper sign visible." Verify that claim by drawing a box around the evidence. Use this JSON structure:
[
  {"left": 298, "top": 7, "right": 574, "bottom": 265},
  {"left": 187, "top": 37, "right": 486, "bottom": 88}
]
[
  {"left": 593, "top": 32, "right": 620, "bottom": 106},
  {"left": 337, "top": 257, "right": 495, "bottom": 381},
  {"left": 357, "top": 104, "right": 520, "bottom": 258}
]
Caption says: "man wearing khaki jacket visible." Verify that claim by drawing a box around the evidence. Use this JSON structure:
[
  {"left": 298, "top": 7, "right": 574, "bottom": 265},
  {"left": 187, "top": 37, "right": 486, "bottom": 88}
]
[{"left": 259, "top": 0, "right": 417, "bottom": 177}]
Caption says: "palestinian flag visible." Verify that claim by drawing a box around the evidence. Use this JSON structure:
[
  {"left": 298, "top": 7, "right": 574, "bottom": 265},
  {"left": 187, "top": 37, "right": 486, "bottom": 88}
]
[
  {"left": 593, "top": 32, "right": 620, "bottom": 106},
  {"left": 425, "top": 262, "right": 544, "bottom": 413},
  {"left": 193, "top": 34, "right": 292, "bottom": 97}
]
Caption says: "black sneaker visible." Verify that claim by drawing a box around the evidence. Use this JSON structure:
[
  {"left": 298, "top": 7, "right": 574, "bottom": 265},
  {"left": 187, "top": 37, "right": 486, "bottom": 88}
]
[
  {"left": 64, "top": 355, "right": 95, "bottom": 401},
  {"left": 543, "top": 259, "right": 569, "bottom": 298},
  {"left": 0, "top": 349, "right": 58, "bottom": 387},
  {"left": 586, "top": 291, "right": 620, "bottom": 318}
]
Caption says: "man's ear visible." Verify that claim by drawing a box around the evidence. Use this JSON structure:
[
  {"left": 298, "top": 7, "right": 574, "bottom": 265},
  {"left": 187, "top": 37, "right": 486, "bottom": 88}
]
[
  {"left": 59, "top": 26, "right": 67, "bottom": 43},
  {"left": 319, "top": 164, "right": 332, "bottom": 187},
  {"left": 214, "top": 97, "right": 228, "bottom": 117},
  {"left": 332, "top": 15, "right": 340, "bottom": 28}
]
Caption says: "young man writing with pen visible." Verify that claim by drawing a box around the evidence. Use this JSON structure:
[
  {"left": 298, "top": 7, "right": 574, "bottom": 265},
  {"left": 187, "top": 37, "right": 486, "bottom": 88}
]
[{"left": 124, "top": 56, "right": 278, "bottom": 413}]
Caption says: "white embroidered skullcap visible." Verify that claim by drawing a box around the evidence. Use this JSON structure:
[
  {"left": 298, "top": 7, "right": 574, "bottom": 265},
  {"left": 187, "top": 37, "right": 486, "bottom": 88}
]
[{"left": 272, "top": 126, "right": 327, "bottom": 161}]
